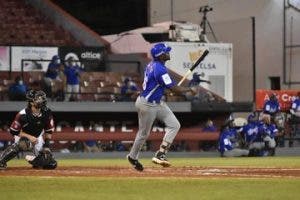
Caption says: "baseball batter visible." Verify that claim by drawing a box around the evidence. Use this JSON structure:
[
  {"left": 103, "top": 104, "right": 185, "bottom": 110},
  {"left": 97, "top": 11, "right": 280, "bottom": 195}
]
[{"left": 127, "top": 43, "right": 193, "bottom": 171}]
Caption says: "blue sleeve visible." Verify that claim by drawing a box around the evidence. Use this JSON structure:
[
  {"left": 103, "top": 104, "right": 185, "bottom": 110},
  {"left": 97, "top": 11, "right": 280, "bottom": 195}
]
[{"left": 154, "top": 65, "right": 175, "bottom": 88}]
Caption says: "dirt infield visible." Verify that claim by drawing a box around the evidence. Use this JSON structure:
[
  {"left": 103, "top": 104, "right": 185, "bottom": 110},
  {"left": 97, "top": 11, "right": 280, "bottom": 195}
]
[{"left": 1, "top": 166, "right": 300, "bottom": 178}]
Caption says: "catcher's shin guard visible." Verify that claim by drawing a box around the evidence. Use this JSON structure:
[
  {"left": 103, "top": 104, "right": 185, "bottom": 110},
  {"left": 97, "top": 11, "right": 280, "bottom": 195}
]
[
  {"left": 0, "top": 143, "right": 19, "bottom": 167},
  {"left": 28, "top": 149, "right": 57, "bottom": 169}
]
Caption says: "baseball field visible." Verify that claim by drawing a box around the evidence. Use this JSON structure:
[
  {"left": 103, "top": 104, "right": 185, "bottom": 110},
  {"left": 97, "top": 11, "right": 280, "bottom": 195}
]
[{"left": 0, "top": 156, "right": 300, "bottom": 200}]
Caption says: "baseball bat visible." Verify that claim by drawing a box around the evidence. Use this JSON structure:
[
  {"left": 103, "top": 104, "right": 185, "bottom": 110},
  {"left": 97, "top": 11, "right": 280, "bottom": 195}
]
[{"left": 177, "top": 49, "right": 209, "bottom": 86}]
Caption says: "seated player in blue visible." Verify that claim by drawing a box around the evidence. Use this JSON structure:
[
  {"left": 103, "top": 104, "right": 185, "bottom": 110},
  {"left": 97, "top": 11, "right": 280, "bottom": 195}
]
[
  {"left": 247, "top": 115, "right": 278, "bottom": 157},
  {"left": 240, "top": 113, "right": 261, "bottom": 156},
  {"left": 218, "top": 119, "right": 249, "bottom": 157},
  {"left": 259, "top": 115, "right": 278, "bottom": 156},
  {"left": 202, "top": 119, "right": 217, "bottom": 132}
]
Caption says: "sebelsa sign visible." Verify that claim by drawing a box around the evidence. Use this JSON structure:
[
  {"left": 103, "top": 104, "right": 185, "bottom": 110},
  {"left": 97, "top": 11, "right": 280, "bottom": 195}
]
[{"left": 256, "top": 89, "right": 300, "bottom": 111}]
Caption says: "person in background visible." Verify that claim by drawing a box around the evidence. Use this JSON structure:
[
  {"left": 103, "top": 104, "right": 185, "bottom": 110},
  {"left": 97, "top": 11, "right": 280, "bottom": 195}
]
[
  {"left": 262, "top": 93, "right": 280, "bottom": 122},
  {"left": 120, "top": 77, "right": 139, "bottom": 101},
  {"left": 43, "top": 55, "right": 64, "bottom": 97},
  {"left": 8, "top": 76, "right": 28, "bottom": 101},
  {"left": 202, "top": 119, "right": 217, "bottom": 132},
  {"left": 201, "top": 119, "right": 218, "bottom": 151},
  {"left": 188, "top": 72, "right": 211, "bottom": 87},
  {"left": 289, "top": 92, "right": 300, "bottom": 146},
  {"left": 218, "top": 118, "right": 249, "bottom": 157},
  {"left": 186, "top": 72, "right": 213, "bottom": 102},
  {"left": 259, "top": 114, "right": 278, "bottom": 156},
  {"left": 83, "top": 140, "right": 101, "bottom": 153},
  {"left": 290, "top": 92, "right": 300, "bottom": 118},
  {"left": 240, "top": 112, "right": 261, "bottom": 156},
  {"left": 64, "top": 57, "right": 83, "bottom": 101}
]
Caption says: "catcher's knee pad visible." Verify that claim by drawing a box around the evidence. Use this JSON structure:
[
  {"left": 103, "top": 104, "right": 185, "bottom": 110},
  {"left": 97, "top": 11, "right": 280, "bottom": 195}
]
[
  {"left": 0, "top": 143, "right": 19, "bottom": 164},
  {"left": 18, "top": 137, "right": 33, "bottom": 151}
]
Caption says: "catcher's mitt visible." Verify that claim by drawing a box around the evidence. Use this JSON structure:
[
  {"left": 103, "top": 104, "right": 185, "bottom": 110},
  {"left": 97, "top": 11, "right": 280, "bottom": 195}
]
[
  {"left": 18, "top": 137, "right": 33, "bottom": 151},
  {"left": 28, "top": 148, "right": 57, "bottom": 169}
]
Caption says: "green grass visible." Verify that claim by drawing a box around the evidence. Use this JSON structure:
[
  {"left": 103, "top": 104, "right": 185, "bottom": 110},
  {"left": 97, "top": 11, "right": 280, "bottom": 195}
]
[
  {"left": 1, "top": 157, "right": 300, "bottom": 200},
  {"left": 7, "top": 156, "right": 300, "bottom": 168},
  {"left": 0, "top": 177, "right": 299, "bottom": 200}
]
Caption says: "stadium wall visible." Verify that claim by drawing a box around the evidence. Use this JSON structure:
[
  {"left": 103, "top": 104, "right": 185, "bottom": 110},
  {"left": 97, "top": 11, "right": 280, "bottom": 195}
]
[{"left": 149, "top": 0, "right": 300, "bottom": 101}]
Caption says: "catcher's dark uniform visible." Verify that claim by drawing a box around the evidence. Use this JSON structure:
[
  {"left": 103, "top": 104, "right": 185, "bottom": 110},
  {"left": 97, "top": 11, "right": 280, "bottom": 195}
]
[
  {"left": 10, "top": 107, "right": 55, "bottom": 154},
  {"left": 0, "top": 90, "right": 57, "bottom": 170}
]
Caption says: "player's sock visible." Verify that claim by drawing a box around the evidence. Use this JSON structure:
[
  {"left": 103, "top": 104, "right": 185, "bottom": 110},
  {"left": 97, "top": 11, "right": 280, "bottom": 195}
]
[{"left": 159, "top": 141, "right": 171, "bottom": 153}]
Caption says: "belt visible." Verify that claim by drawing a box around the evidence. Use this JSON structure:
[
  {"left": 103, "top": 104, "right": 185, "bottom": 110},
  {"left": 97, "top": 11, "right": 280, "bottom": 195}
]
[{"left": 140, "top": 96, "right": 160, "bottom": 105}]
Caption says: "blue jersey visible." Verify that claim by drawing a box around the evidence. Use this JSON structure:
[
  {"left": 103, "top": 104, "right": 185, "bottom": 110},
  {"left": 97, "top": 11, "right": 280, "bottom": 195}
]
[
  {"left": 291, "top": 98, "right": 300, "bottom": 112},
  {"left": 259, "top": 122, "right": 278, "bottom": 138},
  {"left": 45, "top": 56, "right": 60, "bottom": 79},
  {"left": 218, "top": 128, "right": 237, "bottom": 153},
  {"left": 241, "top": 122, "right": 259, "bottom": 143},
  {"left": 257, "top": 121, "right": 278, "bottom": 139},
  {"left": 64, "top": 65, "right": 82, "bottom": 85},
  {"left": 263, "top": 100, "right": 280, "bottom": 115},
  {"left": 45, "top": 62, "right": 60, "bottom": 79},
  {"left": 140, "top": 61, "right": 175, "bottom": 103}
]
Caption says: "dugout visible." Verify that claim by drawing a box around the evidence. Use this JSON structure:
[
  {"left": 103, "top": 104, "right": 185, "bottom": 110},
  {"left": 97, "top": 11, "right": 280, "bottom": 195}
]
[{"left": 0, "top": 101, "right": 253, "bottom": 152}]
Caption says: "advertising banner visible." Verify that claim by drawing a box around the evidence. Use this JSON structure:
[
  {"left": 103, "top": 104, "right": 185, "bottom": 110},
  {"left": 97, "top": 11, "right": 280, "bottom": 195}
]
[
  {"left": 58, "top": 47, "right": 106, "bottom": 71},
  {"left": 0, "top": 46, "right": 10, "bottom": 71},
  {"left": 11, "top": 46, "right": 58, "bottom": 71},
  {"left": 165, "top": 42, "right": 233, "bottom": 101},
  {"left": 256, "top": 89, "right": 300, "bottom": 111}
]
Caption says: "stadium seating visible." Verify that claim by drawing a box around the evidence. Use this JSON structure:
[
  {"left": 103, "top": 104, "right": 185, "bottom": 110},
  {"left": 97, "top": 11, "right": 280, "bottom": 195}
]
[
  {"left": 0, "top": 71, "right": 196, "bottom": 102},
  {"left": 0, "top": 0, "right": 81, "bottom": 46}
]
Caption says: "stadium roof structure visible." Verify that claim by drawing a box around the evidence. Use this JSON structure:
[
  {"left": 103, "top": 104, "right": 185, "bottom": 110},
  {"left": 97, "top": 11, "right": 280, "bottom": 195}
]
[{"left": 101, "top": 32, "right": 152, "bottom": 56}]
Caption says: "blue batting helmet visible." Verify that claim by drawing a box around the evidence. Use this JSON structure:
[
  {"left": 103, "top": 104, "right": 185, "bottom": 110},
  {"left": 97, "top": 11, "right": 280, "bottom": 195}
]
[{"left": 151, "top": 43, "right": 171, "bottom": 59}]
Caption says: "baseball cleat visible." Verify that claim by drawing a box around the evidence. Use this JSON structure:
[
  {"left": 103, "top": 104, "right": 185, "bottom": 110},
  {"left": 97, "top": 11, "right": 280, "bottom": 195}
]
[
  {"left": 127, "top": 155, "right": 144, "bottom": 172},
  {"left": 0, "top": 162, "right": 7, "bottom": 170},
  {"left": 152, "top": 151, "right": 171, "bottom": 167},
  {"left": 25, "top": 155, "right": 36, "bottom": 162}
]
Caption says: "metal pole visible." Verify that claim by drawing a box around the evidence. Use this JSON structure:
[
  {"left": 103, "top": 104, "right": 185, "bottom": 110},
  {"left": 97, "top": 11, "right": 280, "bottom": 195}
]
[
  {"left": 170, "top": 0, "right": 175, "bottom": 41},
  {"left": 283, "top": 0, "right": 287, "bottom": 84},
  {"left": 288, "top": 16, "right": 293, "bottom": 89},
  {"left": 251, "top": 17, "right": 256, "bottom": 105}
]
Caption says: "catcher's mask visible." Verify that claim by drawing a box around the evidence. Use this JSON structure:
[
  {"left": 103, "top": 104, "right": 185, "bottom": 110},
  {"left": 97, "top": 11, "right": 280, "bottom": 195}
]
[{"left": 26, "top": 90, "right": 47, "bottom": 110}]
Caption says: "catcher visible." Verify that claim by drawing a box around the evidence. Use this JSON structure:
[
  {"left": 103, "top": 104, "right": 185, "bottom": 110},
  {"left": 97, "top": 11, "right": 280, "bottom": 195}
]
[{"left": 0, "top": 89, "right": 57, "bottom": 170}]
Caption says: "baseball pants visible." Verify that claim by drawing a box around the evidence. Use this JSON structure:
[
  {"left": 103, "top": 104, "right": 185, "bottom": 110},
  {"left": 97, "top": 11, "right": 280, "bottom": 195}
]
[
  {"left": 223, "top": 148, "right": 249, "bottom": 157},
  {"left": 129, "top": 96, "right": 180, "bottom": 159}
]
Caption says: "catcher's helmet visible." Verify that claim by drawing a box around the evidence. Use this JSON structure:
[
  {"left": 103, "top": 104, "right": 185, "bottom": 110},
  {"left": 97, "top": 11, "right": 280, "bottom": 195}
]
[
  {"left": 151, "top": 43, "right": 171, "bottom": 59},
  {"left": 26, "top": 90, "right": 47, "bottom": 109}
]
